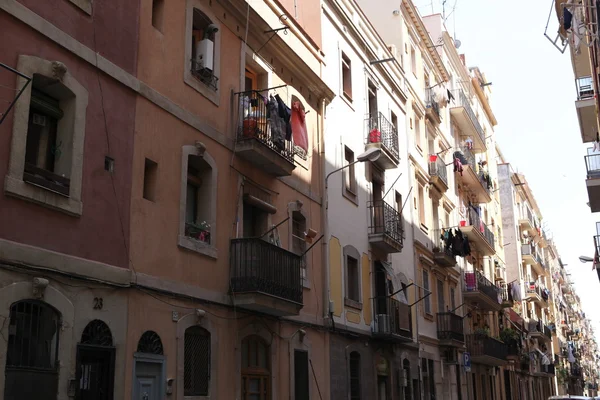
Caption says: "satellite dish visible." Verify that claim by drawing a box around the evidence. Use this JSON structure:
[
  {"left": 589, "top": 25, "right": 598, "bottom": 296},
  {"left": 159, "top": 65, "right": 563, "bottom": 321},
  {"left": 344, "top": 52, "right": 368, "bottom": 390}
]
[{"left": 454, "top": 39, "right": 462, "bottom": 49}]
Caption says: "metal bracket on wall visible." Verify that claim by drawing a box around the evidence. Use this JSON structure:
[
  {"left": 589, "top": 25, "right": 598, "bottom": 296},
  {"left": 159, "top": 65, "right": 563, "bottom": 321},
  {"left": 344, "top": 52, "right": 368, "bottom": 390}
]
[{"left": 0, "top": 62, "right": 32, "bottom": 125}]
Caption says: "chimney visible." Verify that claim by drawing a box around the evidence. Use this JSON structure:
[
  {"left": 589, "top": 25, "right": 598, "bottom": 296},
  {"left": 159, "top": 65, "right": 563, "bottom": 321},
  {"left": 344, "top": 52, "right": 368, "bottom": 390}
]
[{"left": 459, "top": 54, "right": 466, "bottom": 67}]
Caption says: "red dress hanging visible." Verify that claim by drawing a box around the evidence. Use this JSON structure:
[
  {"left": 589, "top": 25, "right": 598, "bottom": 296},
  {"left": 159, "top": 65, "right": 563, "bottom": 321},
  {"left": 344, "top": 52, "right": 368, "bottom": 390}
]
[{"left": 291, "top": 101, "right": 308, "bottom": 152}]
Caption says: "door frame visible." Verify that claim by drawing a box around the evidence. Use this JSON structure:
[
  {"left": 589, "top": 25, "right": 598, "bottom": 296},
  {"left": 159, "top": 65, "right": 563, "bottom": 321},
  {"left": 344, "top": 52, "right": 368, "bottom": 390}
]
[
  {"left": 132, "top": 353, "right": 166, "bottom": 400},
  {"left": 75, "top": 343, "right": 116, "bottom": 400}
]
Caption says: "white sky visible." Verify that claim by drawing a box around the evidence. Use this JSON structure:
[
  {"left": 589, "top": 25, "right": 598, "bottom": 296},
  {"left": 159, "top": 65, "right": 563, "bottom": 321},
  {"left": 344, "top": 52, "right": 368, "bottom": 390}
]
[{"left": 415, "top": 0, "right": 600, "bottom": 343}]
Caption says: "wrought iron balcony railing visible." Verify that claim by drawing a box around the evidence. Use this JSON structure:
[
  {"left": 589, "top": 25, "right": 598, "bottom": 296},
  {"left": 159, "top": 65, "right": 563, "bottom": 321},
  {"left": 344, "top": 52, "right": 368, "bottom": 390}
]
[
  {"left": 235, "top": 90, "right": 295, "bottom": 163},
  {"left": 585, "top": 154, "right": 600, "bottom": 179},
  {"left": 465, "top": 207, "right": 495, "bottom": 248},
  {"left": 229, "top": 238, "right": 303, "bottom": 304},
  {"left": 367, "top": 200, "right": 404, "bottom": 250},
  {"left": 464, "top": 270, "right": 501, "bottom": 304},
  {"left": 450, "top": 89, "right": 485, "bottom": 144},
  {"left": 428, "top": 156, "right": 448, "bottom": 187},
  {"left": 425, "top": 87, "right": 441, "bottom": 121},
  {"left": 437, "top": 312, "right": 464, "bottom": 342},
  {"left": 372, "top": 296, "right": 412, "bottom": 340},
  {"left": 365, "top": 112, "right": 400, "bottom": 161},
  {"left": 465, "top": 334, "right": 508, "bottom": 361}
]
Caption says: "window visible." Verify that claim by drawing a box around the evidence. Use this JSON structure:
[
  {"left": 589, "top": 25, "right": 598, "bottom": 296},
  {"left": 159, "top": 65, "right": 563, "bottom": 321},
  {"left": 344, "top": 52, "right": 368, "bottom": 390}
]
[
  {"left": 341, "top": 52, "right": 352, "bottom": 100},
  {"left": 179, "top": 146, "right": 217, "bottom": 258},
  {"left": 391, "top": 111, "right": 398, "bottom": 133},
  {"left": 152, "top": 0, "right": 165, "bottom": 31},
  {"left": 343, "top": 146, "right": 357, "bottom": 197},
  {"left": 349, "top": 352, "right": 361, "bottom": 400},
  {"left": 450, "top": 287, "right": 456, "bottom": 311},
  {"left": 294, "top": 350, "right": 309, "bottom": 400},
  {"left": 243, "top": 202, "right": 268, "bottom": 238},
  {"left": 410, "top": 46, "right": 416, "bottom": 76},
  {"left": 346, "top": 255, "right": 360, "bottom": 303},
  {"left": 437, "top": 279, "right": 445, "bottom": 313},
  {"left": 292, "top": 211, "right": 307, "bottom": 281},
  {"left": 422, "top": 270, "right": 431, "bottom": 314},
  {"left": 418, "top": 183, "right": 426, "bottom": 227},
  {"left": 185, "top": 3, "right": 221, "bottom": 104},
  {"left": 143, "top": 158, "right": 157, "bottom": 201},
  {"left": 185, "top": 155, "right": 213, "bottom": 244},
  {"left": 184, "top": 326, "right": 211, "bottom": 396},
  {"left": 7, "top": 56, "right": 88, "bottom": 216},
  {"left": 241, "top": 336, "right": 270, "bottom": 400},
  {"left": 414, "top": 116, "right": 422, "bottom": 150},
  {"left": 368, "top": 80, "right": 378, "bottom": 117}
]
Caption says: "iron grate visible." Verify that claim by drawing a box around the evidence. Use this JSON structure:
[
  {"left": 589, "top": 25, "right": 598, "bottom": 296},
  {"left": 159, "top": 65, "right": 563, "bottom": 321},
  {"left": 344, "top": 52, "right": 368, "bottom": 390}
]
[
  {"left": 81, "top": 319, "right": 113, "bottom": 346},
  {"left": 136, "top": 331, "right": 164, "bottom": 355},
  {"left": 184, "top": 326, "right": 210, "bottom": 396}
]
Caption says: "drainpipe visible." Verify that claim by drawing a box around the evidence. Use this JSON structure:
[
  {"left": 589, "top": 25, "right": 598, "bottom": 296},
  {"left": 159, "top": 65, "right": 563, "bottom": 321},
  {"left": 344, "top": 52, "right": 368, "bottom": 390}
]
[{"left": 319, "top": 97, "right": 330, "bottom": 320}]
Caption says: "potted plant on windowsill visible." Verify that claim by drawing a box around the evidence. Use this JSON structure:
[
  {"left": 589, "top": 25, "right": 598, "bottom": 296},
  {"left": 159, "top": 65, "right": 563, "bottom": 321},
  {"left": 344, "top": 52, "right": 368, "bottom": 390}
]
[{"left": 185, "top": 221, "right": 211, "bottom": 244}]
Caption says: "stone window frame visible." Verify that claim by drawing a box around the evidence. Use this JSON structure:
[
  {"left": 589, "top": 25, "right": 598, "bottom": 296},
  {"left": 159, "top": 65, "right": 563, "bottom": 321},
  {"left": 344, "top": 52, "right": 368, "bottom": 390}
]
[
  {"left": 178, "top": 145, "right": 218, "bottom": 259},
  {"left": 176, "top": 312, "right": 219, "bottom": 400},
  {"left": 6, "top": 55, "right": 88, "bottom": 216},
  {"left": 343, "top": 245, "right": 362, "bottom": 310},
  {"left": 288, "top": 202, "right": 310, "bottom": 289},
  {"left": 68, "top": 0, "right": 92, "bottom": 15},
  {"left": 184, "top": 0, "right": 221, "bottom": 106},
  {"left": 288, "top": 332, "right": 313, "bottom": 400}
]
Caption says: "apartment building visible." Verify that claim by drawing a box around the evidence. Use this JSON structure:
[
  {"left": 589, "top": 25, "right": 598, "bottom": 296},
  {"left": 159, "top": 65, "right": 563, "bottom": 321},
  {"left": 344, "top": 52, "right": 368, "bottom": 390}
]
[
  {"left": 0, "top": 1, "right": 139, "bottom": 399},
  {"left": 321, "top": 0, "right": 415, "bottom": 398}
]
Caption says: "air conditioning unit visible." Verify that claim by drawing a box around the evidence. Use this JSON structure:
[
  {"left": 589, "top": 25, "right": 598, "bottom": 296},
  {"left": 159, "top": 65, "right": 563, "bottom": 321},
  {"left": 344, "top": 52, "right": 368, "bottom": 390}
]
[
  {"left": 375, "top": 314, "right": 390, "bottom": 333},
  {"left": 444, "top": 349, "right": 459, "bottom": 364},
  {"left": 195, "top": 38, "right": 214, "bottom": 71}
]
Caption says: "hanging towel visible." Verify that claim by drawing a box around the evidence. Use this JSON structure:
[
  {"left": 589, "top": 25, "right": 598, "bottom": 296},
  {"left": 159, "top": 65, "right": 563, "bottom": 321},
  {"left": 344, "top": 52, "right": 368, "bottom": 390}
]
[
  {"left": 291, "top": 101, "right": 308, "bottom": 152},
  {"left": 563, "top": 7, "right": 573, "bottom": 30},
  {"left": 274, "top": 94, "right": 292, "bottom": 140},
  {"left": 465, "top": 272, "right": 476, "bottom": 291}
]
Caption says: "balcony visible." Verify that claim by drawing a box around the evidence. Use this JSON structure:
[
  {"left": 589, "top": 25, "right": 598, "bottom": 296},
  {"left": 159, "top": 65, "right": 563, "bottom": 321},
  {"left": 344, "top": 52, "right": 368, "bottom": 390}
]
[
  {"left": 368, "top": 200, "right": 404, "bottom": 253},
  {"left": 428, "top": 156, "right": 449, "bottom": 192},
  {"left": 372, "top": 297, "right": 412, "bottom": 343},
  {"left": 450, "top": 89, "right": 486, "bottom": 151},
  {"left": 437, "top": 312, "right": 464, "bottom": 346},
  {"left": 234, "top": 91, "right": 296, "bottom": 176},
  {"left": 453, "top": 149, "right": 492, "bottom": 203},
  {"left": 585, "top": 154, "right": 600, "bottom": 212},
  {"left": 425, "top": 87, "right": 442, "bottom": 124},
  {"left": 575, "top": 77, "right": 597, "bottom": 143},
  {"left": 465, "top": 334, "right": 508, "bottom": 366},
  {"left": 365, "top": 112, "right": 400, "bottom": 170},
  {"left": 506, "top": 342, "right": 520, "bottom": 361},
  {"left": 525, "top": 283, "right": 549, "bottom": 306},
  {"left": 229, "top": 238, "right": 303, "bottom": 316},
  {"left": 518, "top": 206, "right": 535, "bottom": 233},
  {"left": 521, "top": 244, "right": 545, "bottom": 275},
  {"left": 528, "top": 320, "right": 551, "bottom": 342},
  {"left": 499, "top": 284, "right": 513, "bottom": 308},
  {"left": 431, "top": 229, "right": 456, "bottom": 268},
  {"left": 459, "top": 207, "right": 495, "bottom": 256},
  {"left": 463, "top": 271, "right": 502, "bottom": 311}
]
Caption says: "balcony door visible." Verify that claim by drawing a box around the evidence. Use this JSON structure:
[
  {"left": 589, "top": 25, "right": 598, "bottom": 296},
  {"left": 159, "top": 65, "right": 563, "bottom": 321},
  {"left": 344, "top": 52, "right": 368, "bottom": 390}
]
[
  {"left": 372, "top": 168, "right": 384, "bottom": 234},
  {"left": 374, "top": 262, "right": 388, "bottom": 316}
]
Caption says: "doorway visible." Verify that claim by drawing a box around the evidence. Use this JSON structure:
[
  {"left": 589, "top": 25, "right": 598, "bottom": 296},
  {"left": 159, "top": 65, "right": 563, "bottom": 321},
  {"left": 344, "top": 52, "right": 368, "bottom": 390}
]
[
  {"left": 133, "top": 331, "right": 165, "bottom": 400},
  {"left": 76, "top": 320, "right": 116, "bottom": 400}
]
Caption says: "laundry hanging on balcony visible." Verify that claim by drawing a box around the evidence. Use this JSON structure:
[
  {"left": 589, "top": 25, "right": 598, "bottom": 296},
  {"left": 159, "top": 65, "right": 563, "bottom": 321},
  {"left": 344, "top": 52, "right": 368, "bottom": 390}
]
[
  {"left": 291, "top": 100, "right": 308, "bottom": 152},
  {"left": 440, "top": 228, "right": 471, "bottom": 257},
  {"left": 266, "top": 95, "right": 287, "bottom": 150}
]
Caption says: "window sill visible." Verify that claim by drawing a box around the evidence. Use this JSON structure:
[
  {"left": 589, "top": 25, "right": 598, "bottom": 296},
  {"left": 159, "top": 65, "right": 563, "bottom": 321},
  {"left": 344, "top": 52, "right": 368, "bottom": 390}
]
[
  {"left": 5, "top": 175, "right": 82, "bottom": 217},
  {"left": 424, "top": 312, "right": 434, "bottom": 321},
  {"left": 184, "top": 69, "right": 220, "bottom": 106},
  {"left": 178, "top": 235, "right": 218, "bottom": 259},
  {"left": 341, "top": 93, "right": 354, "bottom": 111},
  {"left": 344, "top": 298, "right": 362, "bottom": 310},
  {"left": 302, "top": 277, "right": 311, "bottom": 289}
]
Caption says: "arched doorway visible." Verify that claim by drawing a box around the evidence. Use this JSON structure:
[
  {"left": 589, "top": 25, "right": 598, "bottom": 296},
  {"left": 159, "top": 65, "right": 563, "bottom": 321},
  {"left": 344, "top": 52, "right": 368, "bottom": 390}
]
[
  {"left": 133, "top": 331, "right": 165, "bottom": 400},
  {"left": 76, "top": 320, "right": 115, "bottom": 400},
  {"left": 4, "top": 300, "right": 60, "bottom": 400},
  {"left": 241, "top": 335, "right": 270, "bottom": 400}
]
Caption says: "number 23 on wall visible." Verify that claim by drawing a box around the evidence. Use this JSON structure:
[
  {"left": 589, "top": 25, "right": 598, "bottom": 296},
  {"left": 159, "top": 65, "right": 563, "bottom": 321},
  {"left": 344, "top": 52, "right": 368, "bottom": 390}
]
[{"left": 93, "top": 297, "right": 103, "bottom": 310}]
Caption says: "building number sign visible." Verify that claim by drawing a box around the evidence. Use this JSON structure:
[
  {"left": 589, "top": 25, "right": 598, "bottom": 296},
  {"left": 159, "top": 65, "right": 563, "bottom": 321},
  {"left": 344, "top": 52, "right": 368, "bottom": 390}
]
[{"left": 93, "top": 297, "right": 104, "bottom": 310}]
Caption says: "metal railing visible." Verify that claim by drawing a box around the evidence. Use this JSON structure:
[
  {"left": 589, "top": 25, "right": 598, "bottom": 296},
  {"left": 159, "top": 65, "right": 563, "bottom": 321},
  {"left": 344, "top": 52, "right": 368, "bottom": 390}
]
[
  {"left": 372, "top": 297, "right": 412, "bottom": 339},
  {"left": 463, "top": 270, "right": 501, "bottom": 304},
  {"left": 465, "top": 207, "right": 495, "bottom": 249},
  {"left": 235, "top": 91, "right": 295, "bottom": 163},
  {"left": 229, "top": 238, "right": 303, "bottom": 304},
  {"left": 425, "top": 87, "right": 441, "bottom": 121},
  {"left": 526, "top": 283, "right": 548, "bottom": 302},
  {"left": 365, "top": 112, "right": 400, "bottom": 161},
  {"left": 453, "top": 149, "right": 490, "bottom": 194},
  {"left": 465, "top": 334, "right": 508, "bottom": 360},
  {"left": 437, "top": 312, "right": 464, "bottom": 342},
  {"left": 367, "top": 200, "right": 404, "bottom": 249},
  {"left": 432, "top": 228, "right": 454, "bottom": 258},
  {"left": 544, "top": 324, "right": 552, "bottom": 339},
  {"left": 585, "top": 154, "right": 600, "bottom": 179},
  {"left": 576, "top": 76, "right": 594, "bottom": 100},
  {"left": 450, "top": 89, "right": 485, "bottom": 145},
  {"left": 428, "top": 156, "right": 448, "bottom": 187},
  {"left": 499, "top": 284, "right": 512, "bottom": 303}
]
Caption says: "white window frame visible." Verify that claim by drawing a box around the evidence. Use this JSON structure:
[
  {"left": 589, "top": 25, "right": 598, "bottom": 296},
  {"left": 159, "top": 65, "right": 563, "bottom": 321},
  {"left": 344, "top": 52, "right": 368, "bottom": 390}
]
[{"left": 6, "top": 55, "right": 88, "bottom": 216}]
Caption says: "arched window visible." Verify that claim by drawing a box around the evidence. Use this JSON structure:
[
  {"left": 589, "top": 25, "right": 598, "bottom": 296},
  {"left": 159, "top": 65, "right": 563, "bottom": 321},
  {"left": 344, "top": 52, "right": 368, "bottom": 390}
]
[
  {"left": 241, "top": 335, "right": 270, "bottom": 400},
  {"left": 137, "top": 330, "right": 164, "bottom": 355},
  {"left": 184, "top": 326, "right": 211, "bottom": 396},
  {"left": 4, "top": 300, "right": 60, "bottom": 400},
  {"left": 77, "top": 320, "right": 115, "bottom": 400},
  {"left": 349, "top": 351, "right": 361, "bottom": 400}
]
